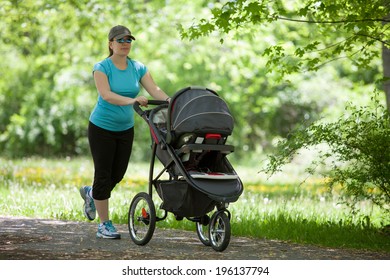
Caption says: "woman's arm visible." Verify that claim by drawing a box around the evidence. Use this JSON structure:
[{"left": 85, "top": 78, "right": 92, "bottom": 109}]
[
  {"left": 140, "top": 72, "right": 170, "bottom": 101},
  {"left": 94, "top": 71, "right": 147, "bottom": 105}
]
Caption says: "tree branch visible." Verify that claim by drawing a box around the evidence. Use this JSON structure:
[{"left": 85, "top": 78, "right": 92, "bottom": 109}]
[
  {"left": 277, "top": 16, "right": 390, "bottom": 24},
  {"left": 355, "top": 32, "right": 390, "bottom": 46}
]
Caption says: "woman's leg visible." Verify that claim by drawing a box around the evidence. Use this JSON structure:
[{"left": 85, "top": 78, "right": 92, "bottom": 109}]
[
  {"left": 87, "top": 123, "right": 134, "bottom": 239},
  {"left": 110, "top": 127, "right": 134, "bottom": 190},
  {"left": 94, "top": 199, "right": 109, "bottom": 223},
  {"left": 88, "top": 122, "right": 117, "bottom": 222}
]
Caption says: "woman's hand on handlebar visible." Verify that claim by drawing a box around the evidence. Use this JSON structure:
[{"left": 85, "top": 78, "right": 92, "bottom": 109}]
[{"left": 134, "top": 96, "right": 148, "bottom": 106}]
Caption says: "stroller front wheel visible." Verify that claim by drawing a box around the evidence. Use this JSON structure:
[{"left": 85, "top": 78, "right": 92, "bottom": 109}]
[
  {"left": 128, "top": 192, "right": 156, "bottom": 246},
  {"left": 209, "top": 211, "right": 231, "bottom": 252}
]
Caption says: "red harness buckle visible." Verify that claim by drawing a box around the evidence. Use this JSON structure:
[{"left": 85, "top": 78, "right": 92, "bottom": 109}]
[{"left": 205, "top": 133, "right": 221, "bottom": 140}]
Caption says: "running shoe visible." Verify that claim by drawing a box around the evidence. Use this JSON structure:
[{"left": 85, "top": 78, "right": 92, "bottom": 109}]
[
  {"left": 79, "top": 186, "right": 96, "bottom": 221},
  {"left": 96, "top": 220, "right": 121, "bottom": 239}
]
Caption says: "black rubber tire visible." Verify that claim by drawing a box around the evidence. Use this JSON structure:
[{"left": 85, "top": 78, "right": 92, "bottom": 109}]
[{"left": 196, "top": 221, "right": 211, "bottom": 246}]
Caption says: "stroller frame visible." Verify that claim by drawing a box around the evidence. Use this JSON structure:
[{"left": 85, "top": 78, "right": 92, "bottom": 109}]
[{"left": 127, "top": 86, "right": 243, "bottom": 252}]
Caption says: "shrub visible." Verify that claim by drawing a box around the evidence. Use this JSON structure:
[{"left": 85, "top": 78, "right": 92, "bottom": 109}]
[
  {"left": 262, "top": 92, "right": 390, "bottom": 213},
  {"left": 0, "top": 77, "right": 92, "bottom": 157}
]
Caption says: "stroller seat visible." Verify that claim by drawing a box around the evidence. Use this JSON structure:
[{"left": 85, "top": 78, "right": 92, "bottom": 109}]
[
  {"left": 149, "top": 86, "right": 241, "bottom": 187},
  {"left": 174, "top": 132, "right": 237, "bottom": 180}
]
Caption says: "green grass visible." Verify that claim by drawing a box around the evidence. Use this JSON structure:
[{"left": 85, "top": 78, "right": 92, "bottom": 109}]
[{"left": 0, "top": 157, "right": 389, "bottom": 252}]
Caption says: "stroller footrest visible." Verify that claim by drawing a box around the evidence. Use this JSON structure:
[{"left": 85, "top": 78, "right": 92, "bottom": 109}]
[
  {"left": 189, "top": 171, "right": 239, "bottom": 180},
  {"left": 178, "top": 144, "right": 234, "bottom": 154}
]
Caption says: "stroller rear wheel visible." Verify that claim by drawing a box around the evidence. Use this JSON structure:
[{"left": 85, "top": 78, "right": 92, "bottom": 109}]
[
  {"left": 128, "top": 192, "right": 156, "bottom": 246},
  {"left": 196, "top": 217, "right": 210, "bottom": 246},
  {"left": 209, "top": 211, "right": 231, "bottom": 252}
]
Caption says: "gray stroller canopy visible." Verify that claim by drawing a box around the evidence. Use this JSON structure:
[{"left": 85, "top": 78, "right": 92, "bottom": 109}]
[{"left": 167, "top": 87, "right": 234, "bottom": 143}]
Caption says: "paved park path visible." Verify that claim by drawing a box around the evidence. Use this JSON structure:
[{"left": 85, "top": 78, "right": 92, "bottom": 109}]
[{"left": 1, "top": 216, "right": 389, "bottom": 260}]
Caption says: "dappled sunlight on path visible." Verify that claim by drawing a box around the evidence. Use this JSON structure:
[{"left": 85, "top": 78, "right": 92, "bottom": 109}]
[{"left": 1, "top": 216, "right": 389, "bottom": 260}]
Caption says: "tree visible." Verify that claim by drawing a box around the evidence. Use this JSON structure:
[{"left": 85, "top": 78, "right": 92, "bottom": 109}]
[
  {"left": 0, "top": 0, "right": 103, "bottom": 156},
  {"left": 179, "top": 0, "right": 390, "bottom": 109},
  {"left": 0, "top": 0, "right": 385, "bottom": 158},
  {"left": 263, "top": 93, "right": 390, "bottom": 213},
  {"left": 383, "top": 13, "right": 390, "bottom": 109}
]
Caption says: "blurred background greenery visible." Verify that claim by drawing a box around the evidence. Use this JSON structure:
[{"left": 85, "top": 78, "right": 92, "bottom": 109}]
[{"left": 0, "top": 0, "right": 386, "bottom": 162}]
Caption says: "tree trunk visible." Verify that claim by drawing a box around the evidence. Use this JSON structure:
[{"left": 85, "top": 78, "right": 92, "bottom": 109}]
[
  {"left": 383, "top": 44, "right": 390, "bottom": 111},
  {"left": 383, "top": 13, "right": 390, "bottom": 111}
]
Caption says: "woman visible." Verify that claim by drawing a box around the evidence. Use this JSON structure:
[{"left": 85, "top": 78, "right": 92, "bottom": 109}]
[{"left": 80, "top": 25, "right": 170, "bottom": 239}]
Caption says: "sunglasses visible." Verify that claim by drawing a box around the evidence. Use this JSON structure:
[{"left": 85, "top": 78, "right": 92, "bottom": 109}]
[{"left": 115, "top": 38, "right": 133, "bottom": 44}]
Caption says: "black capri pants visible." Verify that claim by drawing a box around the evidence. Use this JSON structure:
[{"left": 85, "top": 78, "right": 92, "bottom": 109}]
[{"left": 88, "top": 121, "right": 134, "bottom": 200}]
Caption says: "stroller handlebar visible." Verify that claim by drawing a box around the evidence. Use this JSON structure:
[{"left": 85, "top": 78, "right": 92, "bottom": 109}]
[{"left": 134, "top": 100, "right": 169, "bottom": 116}]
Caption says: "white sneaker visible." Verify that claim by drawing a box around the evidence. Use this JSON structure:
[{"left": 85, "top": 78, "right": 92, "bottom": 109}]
[
  {"left": 96, "top": 220, "right": 121, "bottom": 239},
  {"left": 79, "top": 186, "right": 96, "bottom": 221}
]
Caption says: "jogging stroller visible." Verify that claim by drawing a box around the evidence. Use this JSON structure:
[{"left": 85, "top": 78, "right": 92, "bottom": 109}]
[{"left": 127, "top": 86, "right": 243, "bottom": 252}]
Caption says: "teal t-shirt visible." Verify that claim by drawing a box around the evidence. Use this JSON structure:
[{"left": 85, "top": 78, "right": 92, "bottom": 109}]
[{"left": 90, "top": 57, "right": 148, "bottom": 131}]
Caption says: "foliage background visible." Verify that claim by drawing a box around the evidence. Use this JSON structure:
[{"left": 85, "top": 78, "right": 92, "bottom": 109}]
[{"left": 0, "top": 0, "right": 385, "bottom": 162}]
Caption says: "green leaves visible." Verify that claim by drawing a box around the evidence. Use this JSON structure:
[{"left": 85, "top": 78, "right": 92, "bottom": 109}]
[
  {"left": 263, "top": 92, "right": 390, "bottom": 213},
  {"left": 179, "top": 0, "right": 389, "bottom": 78},
  {"left": 0, "top": 0, "right": 386, "bottom": 159}
]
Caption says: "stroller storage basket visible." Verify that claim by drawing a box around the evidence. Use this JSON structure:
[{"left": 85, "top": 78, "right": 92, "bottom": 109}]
[{"left": 156, "top": 180, "right": 215, "bottom": 217}]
